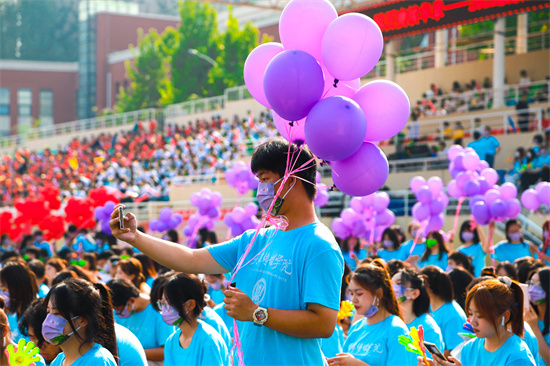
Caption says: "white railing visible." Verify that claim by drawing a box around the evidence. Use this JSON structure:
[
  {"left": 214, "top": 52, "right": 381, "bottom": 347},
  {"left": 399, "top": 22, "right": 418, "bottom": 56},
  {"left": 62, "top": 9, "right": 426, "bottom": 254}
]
[{"left": 164, "top": 95, "right": 226, "bottom": 118}]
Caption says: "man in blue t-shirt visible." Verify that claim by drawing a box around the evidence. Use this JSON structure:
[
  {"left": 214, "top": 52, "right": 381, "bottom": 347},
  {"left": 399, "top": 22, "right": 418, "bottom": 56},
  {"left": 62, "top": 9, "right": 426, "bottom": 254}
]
[
  {"left": 110, "top": 140, "right": 344, "bottom": 366},
  {"left": 480, "top": 126, "right": 501, "bottom": 168}
]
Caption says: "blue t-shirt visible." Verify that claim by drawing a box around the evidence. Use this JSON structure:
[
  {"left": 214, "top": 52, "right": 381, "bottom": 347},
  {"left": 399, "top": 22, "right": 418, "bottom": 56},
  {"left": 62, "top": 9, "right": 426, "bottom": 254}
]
[
  {"left": 408, "top": 313, "right": 445, "bottom": 356},
  {"left": 115, "top": 323, "right": 147, "bottom": 366},
  {"left": 213, "top": 303, "right": 234, "bottom": 334},
  {"left": 163, "top": 320, "right": 230, "bottom": 366},
  {"left": 538, "top": 319, "right": 550, "bottom": 366},
  {"left": 523, "top": 322, "right": 541, "bottom": 366},
  {"left": 342, "top": 248, "right": 367, "bottom": 271},
  {"left": 418, "top": 252, "right": 449, "bottom": 270},
  {"left": 343, "top": 315, "right": 416, "bottom": 366},
  {"left": 207, "top": 287, "right": 226, "bottom": 306},
  {"left": 38, "top": 283, "right": 49, "bottom": 298},
  {"left": 431, "top": 301, "right": 467, "bottom": 351},
  {"left": 7, "top": 313, "right": 29, "bottom": 342},
  {"left": 377, "top": 246, "right": 409, "bottom": 262},
  {"left": 321, "top": 324, "right": 344, "bottom": 359},
  {"left": 207, "top": 222, "right": 344, "bottom": 366},
  {"left": 201, "top": 306, "right": 231, "bottom": 348},
  {"left": 145, "top": 276, "right": 155, "bottom": 289},
  {"left": 468, "top": 139, "right": 488, "bottom": 160},
  {"left": 457, "top": 243, "right": 487, "bottom": 277},
  {"left": 402, "top": 239, "right": 426, "bottom": 259},
  {"left": 114, "top": 303, "right": 174, "bottom": 350},
  {"left": 481, "top": 135, "right": 500, "bottom": 155},
  {"left": 50, "top": 343, "right": 117, "bottom": 366},
  {"left": 460, "top": 334, "right": 535, "bottom": 366},
  {"left": 493, "top": 241, "right": 532, "bottom": 263}
]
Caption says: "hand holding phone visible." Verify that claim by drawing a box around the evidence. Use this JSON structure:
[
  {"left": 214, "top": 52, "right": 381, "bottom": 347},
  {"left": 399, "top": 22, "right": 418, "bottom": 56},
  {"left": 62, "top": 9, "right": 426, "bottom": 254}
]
[
  {"left": 423, "top": 342, "right": 448, "bottom": 362},
  {"left": 118, "top": 206, "right": 125, "bottom": 230}
]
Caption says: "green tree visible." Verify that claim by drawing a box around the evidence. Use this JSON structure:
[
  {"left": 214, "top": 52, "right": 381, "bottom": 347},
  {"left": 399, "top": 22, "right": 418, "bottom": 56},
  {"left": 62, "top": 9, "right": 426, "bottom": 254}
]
[
  {"left": 170, "top": 0, "right": 220, "bottom": 103},
  {"left": 115, "top": 29, "right": 173, "bottom": 112}
]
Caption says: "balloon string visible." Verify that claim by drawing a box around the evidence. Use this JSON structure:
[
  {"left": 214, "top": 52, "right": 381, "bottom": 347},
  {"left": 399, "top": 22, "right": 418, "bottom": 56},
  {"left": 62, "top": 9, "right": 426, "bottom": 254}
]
[
  {"left": 452, "top": 197, "right": 466, "bottom": 235},
  {"left": 187, "top": 216, "right": 208, "bottom": 249},
  {"left": 488, "top": 223, "right": 495, "bottom": 267},
  {"left": 409, "top": 220, "right": 428, "bottom": 256}
]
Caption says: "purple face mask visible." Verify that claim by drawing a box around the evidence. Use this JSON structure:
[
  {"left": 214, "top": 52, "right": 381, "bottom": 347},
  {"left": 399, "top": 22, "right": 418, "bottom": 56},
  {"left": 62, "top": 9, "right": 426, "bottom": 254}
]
[
  {"left": 529, "top": 285, "right": 546, "bottom": 304},
  {"left": 365, "top": 295, "right": 379, "bottom": 318},
  {"left": 160, "top": 300, "right": 189, "bottom": 326},
  {"left": 461, "top": 232, "right": 475, "bottom": 242},
  {"left": 116, "top": 302, "right": 133, "bottom": 319},
  {"left": 42, "top": 313, "right": 80, "bottom": 345},
  {"left": 209, "top": 281, "right": 221, "bottom": 291},
  {"left": 382, "top": 240, "right": 393, "bottom": 249},
  {"left": 508, "top": 232, "right": 522, "bottom": 242}
]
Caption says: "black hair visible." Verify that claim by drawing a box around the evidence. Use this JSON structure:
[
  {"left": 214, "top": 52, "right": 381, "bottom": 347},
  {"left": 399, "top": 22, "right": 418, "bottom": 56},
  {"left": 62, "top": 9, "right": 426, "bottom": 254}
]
[
  {"left": 382, "top": 228, "right": 401, "bottom": 250},
  {"left": 0, "top": 251, "right": 21, "bottom": 264},
  {"left": 390, "top": 225, "right": 406, "bottom": 244},
  {"left": 459, "top": 220, "right": 480, "bottom": 244},
  {"left": 505, "top": 219, "right": 524, "bottom": 243},
  {"left": 166, "top": 229, "right": 179, "bottom": 243},
  {"left": 448, "top": 251, "right": 475, "bottom": 276},
  {"left": 51, "top": 270, "right": 78, "bottom": 288},
  {"left": 473, "top": 131, "right": 481, "bottom": 140},
  {"left": 0, "top": 262, "right": 38, "bottom": 318},
  {"left": 106, "top": 279, "right": 140, "bottom": 308},
  {"left": 420, "top": 266, "right": 454, "bottom": 303},
  {"left": 160, "top": 273, "right": 207, "bottom": 324},
  {"left": 134, "top": 253, "right": 157, "bottom": 280},
  {"left": 83, "top": 253, "right": 97, "bottom": 272},
  {"left": 19, "top": 299, "right": 48, "bottom": 348},
  {"left": 518, "top": 260, "right": 544, "bottom": 284},
  {"left": 251, "top": 140, "right": 317, "bottom": 200},
  {"left": 28, "top": 259, "right": 46, "bottom": 280},
  {"left": 150, "top": 272, "right": 173, "bottom": 312},
  {"left": 421, "top": 231, "right": 449, "bottom": 262},
  {"left": 25, "top": 247, "right": 41, "bottom": 259},
  {"left": 340, "top": 262, "right": 352, "bottom": 302},
  {"left": 386, "top": 259, "right": 409, "bottom": 278},
  {"left": 399, "top": 268, "right": 430, "bottom": 318},
  {"left": 44, "top": 279, "right": 118, "bottom": 363},
  {"left": 97, "top": 250, "right": 114, "bottom": 262},
  {"left": 448, "top": 267, "right": 474, "bottom": 310},
  {"left": 495, "top": 261, "right": 517, "bottom": 280},
  {"left": 341, "top": 237, "right": 361, "bottom": 254},
  {"left": 531, "top": 268, "right": 550, "bottom": 336}
]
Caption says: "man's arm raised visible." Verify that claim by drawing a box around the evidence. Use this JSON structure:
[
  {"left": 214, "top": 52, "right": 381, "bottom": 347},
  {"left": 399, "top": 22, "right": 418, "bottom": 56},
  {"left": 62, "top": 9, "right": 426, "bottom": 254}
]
[{"left": 109, "top": 205, "right": 228, "bottom": 274}]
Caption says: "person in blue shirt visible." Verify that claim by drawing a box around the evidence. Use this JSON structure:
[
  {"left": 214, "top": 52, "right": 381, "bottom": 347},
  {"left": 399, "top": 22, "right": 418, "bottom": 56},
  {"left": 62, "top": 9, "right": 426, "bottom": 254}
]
[
  {"left": 114, "top": 323, "right": 148, "bottom": 366},
  {"left": 45, "top": 278, "right": 118, "bottom": 366},
  {"left": 402, "top": 221, "right": 426, "bottom": 263},
  {"left": 1, "top": 307, "right": 47, "bottom": 366},
  {"left": 456, "top": 220, "right": 491, "bottom": 277},
  {"left": 115, "top": 257, "right": 151, "bottom": 295},
  {"left": 493, "top": 219, "right": 538, "bottom": 264},
  {"left": 421, "top": 265, "right": 467, "bottom": 357},
  {"left": 160, "top": 272, "right": 229, "bottom": 366},
  {"left": 377, "top": 228, "right": 408, "bottom": 262},
  {"left": 205, "top": 273, "right": 227, "bottom": 306},
  {"left": 467, "top": 131, "right": 487, "bottom": 161},
  {"left": 341, "top": 236, "right": 367, "bottom": 271},
  {"left": 480, "top": 126, "right": 501, "bottom": 168},
  {"left": 134, "top": 253, "right": 158, "bottom": 290},
  {"left": 110, "top": 140, "right": 344, "bottom": 366},
  {"left": 107, "top": 279, "right": 173, "bottom": 364},
  {"left": 391, "top": 268, "right": 445, "bottom": 356},
  {"left": 418, "top": 231, "right": 450, "bottom": 270},
  {"left": 328, "top": 263, "right": 416, "bottom": 366},
  {"left": 526, "top": 267, "right": 550, "bottom": 366},
  {"left": 420, "top": 276, "right": 536, "bottom": 366},
  {"left": 321, "top": 321, "right": 344, "bottom": 359},
  {"left": 201, "top": 305, "right": 232, "bottom": 349},
  {"left": 0, "top": 261, "right": 37, "bottom": 342},
  {"left": 540, "top": 221, "right": 550, "bottom": 266}
]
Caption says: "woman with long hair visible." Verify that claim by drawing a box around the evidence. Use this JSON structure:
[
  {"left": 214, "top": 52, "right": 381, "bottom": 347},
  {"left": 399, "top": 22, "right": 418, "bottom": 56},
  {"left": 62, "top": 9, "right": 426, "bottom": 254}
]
[
  {"left": 160, "top": 273, "right": 229, "bottom": 365},
  {"left": 44, "top": 278, "right": 118, "bottom": 365},
  {"left": 340, "top": 236, "right": 367, "bottom": 271},
  {"left": 418, "top": 231, "right": 450, "bottom": 270},
  {"left": 327, "top": 264, "right": 416, "bottom": 366},
  {"left": 377, "top": 228, "right": 408, "bottom": 262},
  {"left": 45, "top": 258, "right": 67, "bottom": 287},
  {"left": 525, "top": 267, "right": 550, "bottom": 366},
  {"left": 493, "top": 219, "right": 537, "bottom": 264},
  {"left": 134, "top": 253, "right": 157, "bottom": 289},
  {"left": 115, "top": 258, "right": 150, "bottom": 294},
  {"left": 456, "top": 220, "right": 491, "bottom": 277}
]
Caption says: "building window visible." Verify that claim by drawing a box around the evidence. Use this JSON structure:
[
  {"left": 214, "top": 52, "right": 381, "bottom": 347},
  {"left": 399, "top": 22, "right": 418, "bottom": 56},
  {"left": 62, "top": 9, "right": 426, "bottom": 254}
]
[
  {"left": 0, "top": 88, "right": 9, "bottom": 136},
  {"left": 17, "top": 88, "right": 32, "bottom": 129},
  {"left": 39, "top": 89, "right": 54, "bottom": 127}
]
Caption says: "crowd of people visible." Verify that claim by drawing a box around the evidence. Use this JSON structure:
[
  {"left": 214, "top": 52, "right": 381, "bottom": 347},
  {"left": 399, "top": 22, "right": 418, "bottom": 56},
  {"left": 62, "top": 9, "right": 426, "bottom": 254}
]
[{"left": 0, "top": 112, "right": 278, "bottom": 208}]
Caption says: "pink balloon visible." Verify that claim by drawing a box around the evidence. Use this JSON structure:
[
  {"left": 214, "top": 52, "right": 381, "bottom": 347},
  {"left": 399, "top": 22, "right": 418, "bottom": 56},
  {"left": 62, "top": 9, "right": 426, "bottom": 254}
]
[
  {"left": 350, "top": 197, "right": 364, "bottom": 213},
  {"left": 412, "top": 202, "right": 430, "bottom": 221},
  {"left": 447, "top": 180, "right": 463, "bottom": 198},
  {"left": 427, "top": 177, "right": 444, "bottom": 196},
  {"left": 417, "top": 186, "right": 433, "bottom": 204},
  {"left": 322, "top": 13, "right": 383, "bottom": 81},
  {"left": 481, "top": 168, "right": 499, "bottom": 186},
  {"left": 521, "top": 189, "right": 540, "bottom": 210},
  {"left": 447, "top": 145, "right": 464, "bottom": 161},
  {"left": 410, "top": 176, "right": 426, "bottom": 194},
  {"left": 535, "top": 181, "right": 550, "bottom": 195},
  {"left": 538, "top": 184, "right": 550, "bottom": 205},
  {"left": 500, "top": 183, "right": 518, "bottom": 201},
  {"left": 244, "top": 42, "right": 284, "bottom": 108},
  {"left": 505, "top": 199, "right": 521, "bottom": 218},
  {"left": 484, "top": 189, "right": 501, "bottom": 206},
  {"left": 463, "top": 152, "right": 480, "bottom": 171},
  {"left": 273, "top": 112, "right": 306, "bottom": 144},
  {"left": 305, "top": 96, "right": 366, "bottom": 161},
  {"left": 353, "top": 80, "right": 410, "bottom": 142},
  {"left": 332, "top": 142, "right": 389, "bottom": 197},
  {"left": 425, "top": 214, "right": 444, "bottom": 233},
  {"left": 263, "top": 50, "right": 325, "bottom": 121},
  {"left": 322, "top": 67, "right": 360, "bottom": 99},
  {"left": 279, "top": 0, "right": 337, "bottom": 62}
]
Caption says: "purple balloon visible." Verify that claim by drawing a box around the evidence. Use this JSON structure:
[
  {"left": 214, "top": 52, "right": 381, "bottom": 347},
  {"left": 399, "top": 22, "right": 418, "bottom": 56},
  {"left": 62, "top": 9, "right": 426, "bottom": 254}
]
[
  {"left": 478, "top": 160, "right": 490, "bottom": 171},
  {"left": 478, "top": 178, "right": 491, "bottom": 195},
  {"left": 410, "top": 176, "right": 426, "bottom": 194},
  {"left": 446, "top": 180, "right": 463, "bottom": 198},
  {"left": 341, "top": 208, "right": 359, "bottom": 226},
  {"left": 352, "top": 220, "right": 366, "bottom": 238},
  {"left": 454, "top": 153, "right": 465, "bottom": 170},
  {"left": 481, "top": 168, "right": 499, "bottom": 186},
  {"left": 156, "top": 221, "right": 168, "bottom": 232},
  {"left": 314, "top": 187, "right": 330, "bottom": 207},
  {"left": 417, "top": 186, "right": 433, "bottom": 204},
  {"left": 412, "top": 202, "right": 430, "bottom": 222},
  {"left": 455, "top": 172, "right": 470, "bottom": 191},
  {"left": 425, "top": 214, "right": 444, "bottom": 233},
  {"left": 438, "top": 192, "right": 450, "bottom": 207},
  {"left": 244, "top": 203, "right": 259, "bottom": 217},
  {"left": 104, "top": 201, "right": 116, "bottom": 214},
  {"left": 225, "top": 171, "right": 237, "bottom": 187},
  {"left": 500, "top": 183, "right": 518, "bottom": 201},
  {"left": 373, "top": 192, "right": 390, "bottom": 213},
  {"left": 305, "top": 96, "right": 367, "bottom": 161},
  {"left": 183, "top": 225, "right": 193, "bottom": 237},
  {"left": 375, "top": 209, "right": 395, "bottom": 226},
  {"left": 230, "top": 224, "right": 244, "bottom": 238},
  {"left": 430, "top": 199, "right": 445, "bottom": 215},
  {"left": 188, "top": 215, "right": 199, "bottom": 228},
  {"left": 463, "top": 180, "right": 480, "bottom": 197},
  {"left": 94, "top": 206, "right": 106, "bottom": 221},
  {"left": 170, "top": 214, "right": 183, "bottom": 228},
  {"left": 263, "top": 50, "right": 324, "bottom": 121},
  {"left": 353, "top": 80, "right": 410, "bottom": 142},
  {"left": 159, "top": 207, "right": 173, "bottom": 223},
  {"left": 190, "top": 193, "right": 201, "bottom": 207},
  {"left": 223, "top": 213, "right": 235, "bottom": 227},
  {"left": 149, "top": 218, "right": 160, "bottom": 232},
  {"left": 447, "top": 145, "right": 464, "bottom": 161},
  {"left": 463, "top": 152, "right": 480, "bottom": 171},
  {"left": 244, "top": 42, "right": 284, "bottom": 108},
  {"left": 538, "top": 184, "right": 550, "bottom": 205},
  {"left": 535, "top": 181, "right": 550, "bottom": 195},
  {"left": 490, "top": 199, "right": 507, "bottom": 218},
  {"left": 207, "top": 207, "right": 219, "bottom": 219},
  {"left": 521, "top": 189, "right": 540, "bottom": 210},
  {"left": 505, "top": 199, "right": 522, "bottom": 218},
  {"left": 427, "top": 177, "right": 444, "bottom": 197},
  {"left": 331, "top": 142, "right": 389, "bottom": 197},
  {"left": 273, "top": 113, "right": 306, "bottom": 144},
  {"left": 279, "top": 0, "right": 337, "bottom": 61},
  {"left": 472, "top": 201, "right": 491, "bottom": 225},
  {"left": 468, "top": 195, "right": 485, "bottom": 209},
  {"left": 484, "top": 189, "right": 502, "bottom": 207},
  {"left": 232, "top": 207, "right": 246, "bottom": 224},
  {"left": 350, "top": 197, "right": 364, "bottom": 213},
  {"left": 322, "top": 13, "right": 383, "bottom": 81},
  {"left": 101, "top": 220, "right": 112, "bottom": 235},
  {"left": 332, "top": 218, "right": 350, "bottom": 239}
]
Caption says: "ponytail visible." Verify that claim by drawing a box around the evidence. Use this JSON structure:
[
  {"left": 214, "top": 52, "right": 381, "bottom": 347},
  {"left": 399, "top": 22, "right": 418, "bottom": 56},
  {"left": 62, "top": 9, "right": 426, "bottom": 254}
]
[
  {"left": 508, "top": 281, "right": 524, "bottom": 337},
  {"left": 93, "top": 283, "right": 119, "bottom": 365}
]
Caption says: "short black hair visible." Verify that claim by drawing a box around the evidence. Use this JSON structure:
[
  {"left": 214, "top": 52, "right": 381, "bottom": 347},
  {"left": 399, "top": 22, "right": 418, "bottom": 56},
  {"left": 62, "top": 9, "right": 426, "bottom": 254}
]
[
  {"left": 473, "top": 131, "right": 481, "bottom": 140},
  {"left": 251, "top": 140, "right": 317, "bottom": 200},
  {"left": 448, "top": 267, "right": 474, "bottom": 310},
  {"left": 28, "top": 259, "right": 46, "bottom": 279},
  {"left": 106, "top": 279, "right": 140, "bottom": 307},
  {"left": 19, "top": 299, "right": 48, "bottom": 348}
]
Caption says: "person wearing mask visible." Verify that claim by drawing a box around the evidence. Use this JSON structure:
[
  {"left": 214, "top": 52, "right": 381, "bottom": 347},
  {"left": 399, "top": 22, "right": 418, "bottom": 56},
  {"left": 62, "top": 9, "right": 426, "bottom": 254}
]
[
  {"left": 44, "top": 278, "right": 118, "bottom": 366},
  {"left": 115, "top": 258, "right": 151, "bottom": 294},
  {"left": 447, "top": 252, "right": 475, "bottom": 276},
  {"left": 377, "top": 228, "right": 408, "bottom": 262},
  {"left": 493, "top": 219, "right": 537, "bottom": 264},
  {"left": 110, "top": 140, "right": 344, "bottom": 366},
  {"left": 106, "top": 279, "right": 173, "bottom": 365},
  {"left": 418, "top": 231, "right": 450, "bottom": 270},
  {"left": 402, "top": 221, "right": 426, "bottom": 263},
  {"left": 525, "top": 267, "right": 550, "bottom": 366},
  {"left": 0, "top": 261, "right": 38, "bottom": 341},
  {"left": 19, "top": 299, "right": 61, "bottom": 364},
  {"left": 341, "top": 236, "right": 367, "bottom": 271},
  {"left": 391, "top": 268, "right": 445, "bottom": 356},
  {"left": 456, "top": 220, "right": 491, "bottom": 277},
  {"left": 420, "top": 277, "right": 536, "bottom": 366},
  {"left": 160, "top": 273, "right": 229, "bottom": 366},
  {"left": 327, "top": 264, "right": 416, "bottom": 366},
  {"left": 420, "top": 266, "right": 467, "bottom": 357}
]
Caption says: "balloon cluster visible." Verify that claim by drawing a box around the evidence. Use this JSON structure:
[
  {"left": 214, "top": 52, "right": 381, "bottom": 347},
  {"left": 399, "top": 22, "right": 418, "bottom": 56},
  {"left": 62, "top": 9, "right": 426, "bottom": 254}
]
[
  {"left": 149, "top": 207, "right": 183, "bottom": 233},
  {"left": 64, "top": 198, "right": 95, "bottom": 229},
  {"left": 88, "top": 186, "right": 121, "bottom": 207},
  {"left": 410, "top": 176, "right": 449, "bottom": 233},
  {"left": 521, "top": 182, "right": 550, "bottom": 211},
  {"left": 94, "top": 201, "right": 116, "bottom": 235},
  {"left": 469, "top": 182, "right": 521, "bottom": 225},
  {"left": 331, "top": 192, "right": 395, "bottom": 242},
  {"left": 225, "top": 161, "right": 259, "bottom": 196},
  {"left": 244, "top": 0, "right": 410, "bottom": 197},
  {"left": 223, "top": 203, "right": 261, "bottom": 237},
  {"left": 313, "top": 172, "right": 329, "bottom": 207},
  {"left": 446, "top": 145, "right": 498, "bottom": 199},
  {"left": 183, "top": 189, "right": 222, "bottom": 238}
]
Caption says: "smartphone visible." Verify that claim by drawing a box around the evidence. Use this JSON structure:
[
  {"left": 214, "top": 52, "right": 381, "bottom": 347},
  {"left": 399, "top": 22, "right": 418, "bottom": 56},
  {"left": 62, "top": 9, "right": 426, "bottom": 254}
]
[
  {"left": 118, "top": 206, "right": 125, "bottom": 229},
  {"left": 423, "top": 341, "right": 448, "bottom": 362},
  {"left": 519, "top": 283, "right": 530, "bottom": 313}
]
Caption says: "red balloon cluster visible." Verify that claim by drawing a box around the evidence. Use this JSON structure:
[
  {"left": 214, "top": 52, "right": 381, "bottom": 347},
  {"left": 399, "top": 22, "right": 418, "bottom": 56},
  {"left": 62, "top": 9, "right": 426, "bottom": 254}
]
[
  {"left": 89, "top": 186, "right": 121, "bottom": 208},
  {"left": 0, "top": 211, "right": 28, "bottom": 242},
  {"left": 38, "top": 214, "right": 65, "bottom": 241},
  {"left": 64, "top": 197, "right": 95, "bottom": 229},
  {"left": 39, "top": 185, "right": 62, "bottom": 211},
  {"left": 14, "top": 198, "right": 50, "bottom": 226}
]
